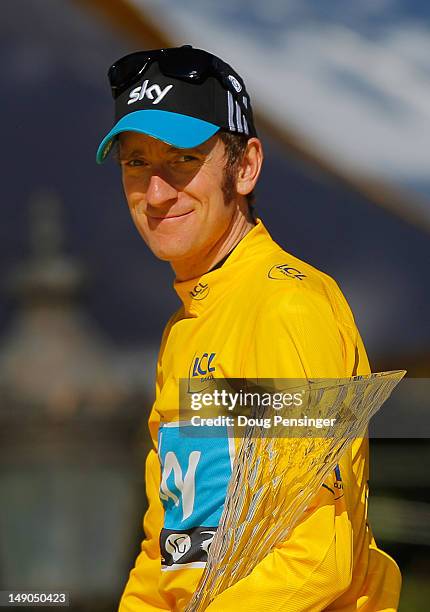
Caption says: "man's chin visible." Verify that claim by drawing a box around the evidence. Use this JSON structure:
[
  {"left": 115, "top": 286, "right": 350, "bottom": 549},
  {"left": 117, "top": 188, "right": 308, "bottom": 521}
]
[{"left": 146, "top": 241, "right": 196, "bottom": 264}]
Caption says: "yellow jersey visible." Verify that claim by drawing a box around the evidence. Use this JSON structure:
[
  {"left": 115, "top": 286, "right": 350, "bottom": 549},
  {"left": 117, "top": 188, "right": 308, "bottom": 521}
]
[{"left": 119, "top": 219, "right": 401, "bottom": 611}]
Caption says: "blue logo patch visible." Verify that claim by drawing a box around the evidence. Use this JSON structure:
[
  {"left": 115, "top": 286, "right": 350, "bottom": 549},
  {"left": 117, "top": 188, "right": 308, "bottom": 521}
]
[{"left": 158, "top": 422, "right": 233, "bottom": 531}]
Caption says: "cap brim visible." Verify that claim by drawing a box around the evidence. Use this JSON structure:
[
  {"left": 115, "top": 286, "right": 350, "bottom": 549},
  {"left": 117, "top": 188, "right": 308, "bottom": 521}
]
[{"left": 96, "top": 109, "right": 220, "bottom": 164}]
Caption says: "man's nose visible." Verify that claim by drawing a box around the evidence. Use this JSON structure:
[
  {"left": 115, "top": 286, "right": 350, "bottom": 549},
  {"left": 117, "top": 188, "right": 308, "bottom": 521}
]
[{"left": 146, "top": 174, "right": 178, "bottom": 207}]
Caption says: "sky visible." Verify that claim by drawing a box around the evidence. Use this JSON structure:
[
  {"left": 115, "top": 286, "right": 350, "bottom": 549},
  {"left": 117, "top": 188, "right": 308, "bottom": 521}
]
[{"left": 131, "top": 0, "right": 430, "bottom": 214}]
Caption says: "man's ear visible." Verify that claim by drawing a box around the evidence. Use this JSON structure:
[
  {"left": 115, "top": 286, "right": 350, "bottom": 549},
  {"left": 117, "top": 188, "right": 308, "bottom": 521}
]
[{"left": 236, "top": 138, "right": 264, "bottom": 196}]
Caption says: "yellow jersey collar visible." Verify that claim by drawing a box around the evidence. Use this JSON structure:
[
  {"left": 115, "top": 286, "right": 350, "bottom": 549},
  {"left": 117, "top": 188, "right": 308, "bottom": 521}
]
[{"left": 173, "top": 218, "right": 277, "bottom": 314}]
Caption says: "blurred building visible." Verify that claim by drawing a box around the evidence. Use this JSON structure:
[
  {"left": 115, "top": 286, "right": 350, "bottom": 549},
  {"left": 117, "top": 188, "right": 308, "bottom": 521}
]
[{"left": 0, "top": 193, "right": 153, "bottom": 609}]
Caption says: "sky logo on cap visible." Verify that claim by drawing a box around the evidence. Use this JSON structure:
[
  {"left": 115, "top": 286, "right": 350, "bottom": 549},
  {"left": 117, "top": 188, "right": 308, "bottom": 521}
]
[{"left": 128, "top": 80, "right": 174, "bottom": 106}]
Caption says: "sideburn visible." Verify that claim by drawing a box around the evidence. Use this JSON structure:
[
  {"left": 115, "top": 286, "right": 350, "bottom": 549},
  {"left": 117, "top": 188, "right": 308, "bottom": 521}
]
[{"left": 221, "top": 165, "right": 237, "bottom": 205}]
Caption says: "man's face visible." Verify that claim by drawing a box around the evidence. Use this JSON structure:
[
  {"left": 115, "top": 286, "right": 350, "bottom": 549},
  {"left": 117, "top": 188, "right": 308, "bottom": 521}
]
[{"left": 119, "top": 131, "right": 238, "bottom": 265}]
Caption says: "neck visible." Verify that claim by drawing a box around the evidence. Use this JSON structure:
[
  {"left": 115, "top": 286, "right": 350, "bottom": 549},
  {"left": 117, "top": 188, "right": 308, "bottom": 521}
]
[{"left": 172, "top": 208, "right": 255, "bottom": 281}]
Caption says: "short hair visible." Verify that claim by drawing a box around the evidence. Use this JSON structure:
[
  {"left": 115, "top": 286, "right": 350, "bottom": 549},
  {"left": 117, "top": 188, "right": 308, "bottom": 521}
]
[{"left": 218, "top": 130, "right": 256, "bottom": 214}]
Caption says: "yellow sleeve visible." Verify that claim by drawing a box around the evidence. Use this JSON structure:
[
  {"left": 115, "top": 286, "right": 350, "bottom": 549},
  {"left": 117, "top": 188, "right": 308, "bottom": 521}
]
[
  {"left": 118, "top": 447, "right": 169, "bottom": 612},
  {"left": 119, "top": 316, "right": 177, "bottom": 612},
  {"left": 246, "top": 282, "right": 370, "bottom": 380},
  {"left": 207, "top": 284, "right": 369, "bottom": 611}
]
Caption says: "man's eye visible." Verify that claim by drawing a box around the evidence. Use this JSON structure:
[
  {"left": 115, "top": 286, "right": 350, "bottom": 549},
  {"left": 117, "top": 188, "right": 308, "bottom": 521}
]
[
  {"left": 123, "top": 159, "right": 148, "bottom": 167},
  {"left": 175, "top": 155, "right": 198, "bottom": 163}
]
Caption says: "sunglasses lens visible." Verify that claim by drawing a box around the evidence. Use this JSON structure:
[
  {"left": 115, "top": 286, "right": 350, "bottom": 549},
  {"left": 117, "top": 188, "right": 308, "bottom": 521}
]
[
  {"left": 108, "top": 51, "right": 159, "bottom": 97},
  {"left": 108, "top": 48, "right": 216, "bottom": 99},
  {"left": 159, "top": 48, "right": 212, "bottom": 81}
]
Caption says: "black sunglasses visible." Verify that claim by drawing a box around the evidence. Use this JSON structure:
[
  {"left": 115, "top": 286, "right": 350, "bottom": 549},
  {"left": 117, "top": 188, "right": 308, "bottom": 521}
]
[{"left": 108, "top": 46, "right": 236, "bottom": 100}]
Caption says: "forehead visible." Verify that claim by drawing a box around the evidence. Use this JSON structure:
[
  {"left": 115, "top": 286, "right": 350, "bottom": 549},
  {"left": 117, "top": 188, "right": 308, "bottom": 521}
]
[{"left": 118, "top": 131, "right": 220, "bottom": 156}]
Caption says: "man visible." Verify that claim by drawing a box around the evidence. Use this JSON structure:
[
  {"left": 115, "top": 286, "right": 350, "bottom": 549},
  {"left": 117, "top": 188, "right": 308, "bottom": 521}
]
[{"left": 97, "top": 46, "right": 401, "bottom": 611}]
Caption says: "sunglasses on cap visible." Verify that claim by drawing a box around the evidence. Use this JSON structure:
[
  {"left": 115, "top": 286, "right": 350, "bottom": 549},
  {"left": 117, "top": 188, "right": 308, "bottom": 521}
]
[{"left": 108, "top": 45, "right": 244, "bottom": 100}]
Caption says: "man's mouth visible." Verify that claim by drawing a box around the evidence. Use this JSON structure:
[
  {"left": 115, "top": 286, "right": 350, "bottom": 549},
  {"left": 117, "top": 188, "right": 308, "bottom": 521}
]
[{"left": 149, "top": 210, "right": 194, "bottom": 220}]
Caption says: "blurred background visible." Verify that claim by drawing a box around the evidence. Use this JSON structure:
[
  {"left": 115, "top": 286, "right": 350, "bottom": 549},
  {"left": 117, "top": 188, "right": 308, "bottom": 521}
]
[{"left": 0, "top": 0, "right": 429, "bottom": 609}]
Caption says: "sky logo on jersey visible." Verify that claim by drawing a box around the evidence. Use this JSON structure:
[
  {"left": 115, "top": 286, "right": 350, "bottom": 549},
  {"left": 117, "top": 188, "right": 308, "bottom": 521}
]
[
  {"left": 158, "top": 422, "right": 234, "bottom": 568},
  {"left": 268, "top": 264, "right": 306, "bottom": 281}
]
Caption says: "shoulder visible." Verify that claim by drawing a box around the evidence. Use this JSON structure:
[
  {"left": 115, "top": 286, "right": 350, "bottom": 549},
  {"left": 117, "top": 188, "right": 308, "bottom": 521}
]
[
  {"left": 158, "top": 306, "right": 184, "bottom": 353},
  {"left": 248, "top": 244, "right": 355, "bottom": 330}
]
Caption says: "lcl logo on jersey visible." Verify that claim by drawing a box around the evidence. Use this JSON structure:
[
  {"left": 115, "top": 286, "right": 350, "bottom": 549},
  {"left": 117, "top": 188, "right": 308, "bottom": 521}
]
[
  {"left": 128, "top": 79, "right": 174, "bottom": 105},
  {"left": 189, "top": 282, "right": 209, "bottom": 300},
  {"left": 188, "top": 352, "right": 216, "bottom": 392},
  {"left": 192, "top": 352, "right": 216, "bottom": 378},
  {"left": 268, "top": 264, "right": 307, "bottom": 281}
]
